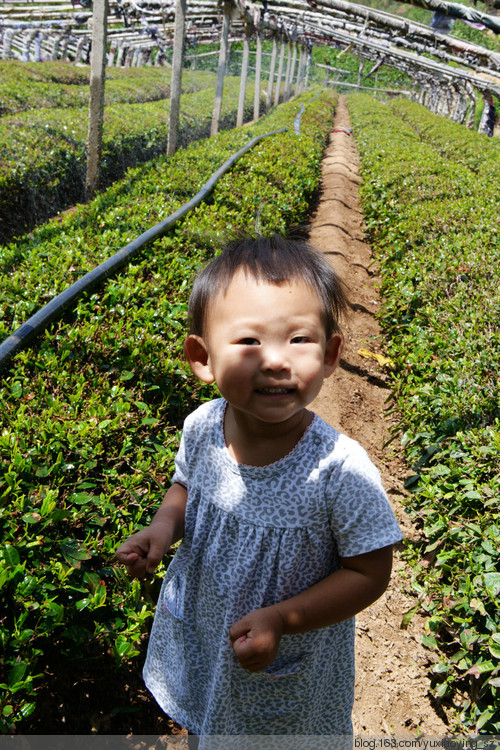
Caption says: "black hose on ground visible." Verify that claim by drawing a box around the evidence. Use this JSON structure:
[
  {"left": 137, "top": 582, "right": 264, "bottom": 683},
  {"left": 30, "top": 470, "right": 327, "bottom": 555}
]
[{"left": 0, "top": 127, "right": 287, "bottom": 373}]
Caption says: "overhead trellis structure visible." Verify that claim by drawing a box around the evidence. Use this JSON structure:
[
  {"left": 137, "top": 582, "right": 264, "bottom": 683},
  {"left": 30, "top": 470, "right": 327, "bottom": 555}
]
[{"left": 1, "top": 0, "right": 499, "bottom": 137}]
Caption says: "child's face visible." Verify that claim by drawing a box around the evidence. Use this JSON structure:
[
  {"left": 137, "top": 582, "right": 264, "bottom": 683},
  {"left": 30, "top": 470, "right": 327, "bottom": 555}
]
[{"left": 185, "top": 270, "right": 342, "bottom": 429}]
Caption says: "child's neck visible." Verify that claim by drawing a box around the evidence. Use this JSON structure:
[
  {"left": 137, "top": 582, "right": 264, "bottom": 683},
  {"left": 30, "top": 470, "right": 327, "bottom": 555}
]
[{"left": 224, "top": 405, "right": 314, "bottom": 467}]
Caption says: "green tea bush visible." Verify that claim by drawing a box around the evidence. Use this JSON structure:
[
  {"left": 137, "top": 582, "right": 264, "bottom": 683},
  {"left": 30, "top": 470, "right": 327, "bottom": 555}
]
[
  {"left": 0, "top": 74, "right": 256, "bottom": 242},
  {"left": 0, "top": 88, "right": 338, "bottom": 732},
  {"left": 348, "top": 93, "right": 499, "bottom": 733},
  {"left": 0, "top": 61, "right": 216, "bottom": 116}
]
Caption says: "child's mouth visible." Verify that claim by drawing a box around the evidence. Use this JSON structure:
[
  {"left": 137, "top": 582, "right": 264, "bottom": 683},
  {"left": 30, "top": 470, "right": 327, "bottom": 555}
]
[{"left": 255, "top": 387, "right": 294, "bottom": 395}]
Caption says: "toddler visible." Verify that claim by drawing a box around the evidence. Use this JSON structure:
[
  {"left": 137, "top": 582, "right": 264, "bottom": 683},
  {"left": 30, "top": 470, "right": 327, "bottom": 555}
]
[{"left": 116, "top": 234, "right": 402, "bottom": 737}]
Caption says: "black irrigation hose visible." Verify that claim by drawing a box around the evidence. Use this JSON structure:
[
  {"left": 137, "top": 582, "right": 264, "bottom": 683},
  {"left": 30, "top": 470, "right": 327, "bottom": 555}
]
[{"left": 0, "top": 127, "right": 287, "bottom": 373}]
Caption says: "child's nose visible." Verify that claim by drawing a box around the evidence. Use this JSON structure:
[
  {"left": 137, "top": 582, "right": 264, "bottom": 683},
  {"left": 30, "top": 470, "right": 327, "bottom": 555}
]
[{"left": 261, "top": 345, "right": 289, "bottom": 372}]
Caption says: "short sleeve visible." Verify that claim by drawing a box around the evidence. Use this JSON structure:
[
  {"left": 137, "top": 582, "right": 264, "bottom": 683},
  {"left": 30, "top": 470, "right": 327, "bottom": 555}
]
[
  {"left": 326, "top": 440, "right": 403, "bottom": 558},
  {"left": 171, "top": 429, "right": 189, "bottom": 488}
]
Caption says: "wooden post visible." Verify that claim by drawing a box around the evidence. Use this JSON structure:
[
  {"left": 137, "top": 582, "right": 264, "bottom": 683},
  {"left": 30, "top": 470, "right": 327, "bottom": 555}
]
[
  {"left": 289, "top": 42, "right": 298, "bottom": 98},
  {"left": 296, "top": 45, "right": 305, "bottom": 95},
  {"left": 34, "top": 32, "right": 42, "bottom": 62},
  {"left": 266, "top": 35, "right": 278, "bottom": 112},
  {"left": 356, "top": 58, "right": 364, "bottom": 90},
  {"left": 211, "top": 0, "right": 231, "bottom": 137},
  {"left": 253, "top": 30, "right": 262, "bottom": 121},
  {"left": 284, "top": 41, "right": 293, "bottom": 101},
  {"left": 85, "top": 0, "right": 108, "bottom": 201},
  {"left": 304, "top": 46, "right": 312, "bottom": 91},
  {"left": 237, "top": 28, "right": 251, "bottom": 127},
  {"left": 274, "top": 37, "right": 286, "bottom": 107},
  {"left": 3, "top": 30, "right": 14, "bottom": 59},
  {"left": 167, "top": 0, "right": 187, "bottom": 156}
]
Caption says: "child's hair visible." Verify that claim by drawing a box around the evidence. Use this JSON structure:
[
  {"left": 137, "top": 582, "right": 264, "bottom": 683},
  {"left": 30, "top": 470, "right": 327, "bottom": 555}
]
[{"left": 188, "top": 233, "right": 349, "bottom": 338}]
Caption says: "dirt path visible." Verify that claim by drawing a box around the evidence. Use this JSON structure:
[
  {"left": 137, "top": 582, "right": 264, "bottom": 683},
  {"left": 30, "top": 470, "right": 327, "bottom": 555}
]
[{"left": 309, "top": 96, "right": 452, "bottom": 736}]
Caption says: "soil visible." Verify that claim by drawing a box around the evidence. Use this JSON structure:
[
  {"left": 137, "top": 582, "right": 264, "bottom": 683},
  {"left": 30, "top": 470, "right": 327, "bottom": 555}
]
[{"left": 22, "top": 96, "right": 456, "bottom": 738}]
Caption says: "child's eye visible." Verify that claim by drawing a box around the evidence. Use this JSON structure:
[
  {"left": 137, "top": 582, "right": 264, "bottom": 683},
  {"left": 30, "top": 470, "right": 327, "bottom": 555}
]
[
  {"left": 291, "top": 336, "right": 311, "bottom": 344},
  {"left": 237, "top": 338, "right": 259, "bottom": 345}
]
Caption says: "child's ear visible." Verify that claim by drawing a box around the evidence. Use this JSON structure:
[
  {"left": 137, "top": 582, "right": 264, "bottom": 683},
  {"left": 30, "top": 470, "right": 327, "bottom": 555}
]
[
  {"left": 324, "top": 333, "right": 343, "bottom": 377},
  {"left": 183, "top": 335, "right": 215, "bottom": 384}
]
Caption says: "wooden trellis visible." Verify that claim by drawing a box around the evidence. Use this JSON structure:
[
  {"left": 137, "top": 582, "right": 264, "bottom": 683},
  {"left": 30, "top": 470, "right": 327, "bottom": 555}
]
[{"left": 2, "top": 0, "right": 499, "bottom": 192}]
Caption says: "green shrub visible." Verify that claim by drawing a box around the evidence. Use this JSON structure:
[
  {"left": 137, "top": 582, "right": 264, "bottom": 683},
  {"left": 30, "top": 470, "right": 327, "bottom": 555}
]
[
  {"left": 0, "top": 74, "right": 256, "bottom": 242},
  {"left": 0, "top": 61, "right": 216, "bottom": 116},
  {"left": 348, "top": 93, "right": 500, "bottom": 734},
  {"left": 0, "top": 88, "right": 338, "bottom": 732}
]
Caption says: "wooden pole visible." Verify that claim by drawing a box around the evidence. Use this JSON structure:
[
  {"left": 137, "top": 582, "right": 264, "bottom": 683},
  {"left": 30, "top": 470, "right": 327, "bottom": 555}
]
[
  {"left": 253, "top": 30, "right": 262, "bottom": 121},
  {"left": 288, "top": 42, "right": 298, "bottom": 98},
  {"left": 237, "top": 28, "right": 251, "bottom": 127},
  {"left": 296, "top": 45, "right": 305, "bottom": 95},
  {"left": 357, "top": 58, "right": 364, "bottom": 90},
  {"left": 211, "top": 0, "right": 231, "bottom": 137},
  {"left": 167, "top": 0, "right": 186, "bottom": 156},
  {"left": 304, "top": 46, "right": 312, "bottom": 91},
  {"left": 284, "top": 41, "right": 293, "bottom": 101},
  {"left": 85, "top": 0, "right": 108, "bottom": 201},
  {"left": 274, "top": 37, "right": 286, "bottom": 106},
  {"left": 266, "top": 35, "right": 278, "bottom": 111}
]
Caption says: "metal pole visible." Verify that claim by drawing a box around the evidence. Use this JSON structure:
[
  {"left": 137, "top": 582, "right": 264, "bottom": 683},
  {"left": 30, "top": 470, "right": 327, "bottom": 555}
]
[
  {"left": 211, "top": 0, "right": 231, "bottom": 137},
  {"left": 85, "top": 0, "right": 108, "bottom": 201},
  {"left": 167, "top": 0, "right": 187, "bottom": 156}
]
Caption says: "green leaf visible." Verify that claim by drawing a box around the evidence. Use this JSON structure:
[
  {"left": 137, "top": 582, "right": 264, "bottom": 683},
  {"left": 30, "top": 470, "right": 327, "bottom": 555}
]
[
  {"left": 422, "top": 633, "right": 438, "bottom": 649},
  {"left": 7, "top": 663, "right": 27, "bottom": 687},
  {"left": 488, "top": 643, "right": 500, "bottom": 659},
  {"left": 3, "top": 546, "right": 20, "bottom": 567},
  {"left": 476, "top": 709, "right": 495, "bottom": 730},
  {"left": 466, "top": 661, "right": 496, "bottom": 677},
  {"left": 59, "top": 540, "right": 92, "bottom": 567},
  {"left": 482, "top": 573, "right": 500, "bottom": 597},
  {"left": 70, "top": 492, "right": 95, "bottom": 505},
  {"left": 401, "top": 604, "right": 419, "bottom": 629}
]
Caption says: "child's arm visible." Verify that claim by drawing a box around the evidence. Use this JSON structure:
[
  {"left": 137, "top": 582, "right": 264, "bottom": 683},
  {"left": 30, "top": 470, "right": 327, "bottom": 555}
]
[
  {"left": 115, "top": 482, "right": 187, "bottom": 578},
  {"left": 230, "top": 544, "right": 393, "bottom": 672}
]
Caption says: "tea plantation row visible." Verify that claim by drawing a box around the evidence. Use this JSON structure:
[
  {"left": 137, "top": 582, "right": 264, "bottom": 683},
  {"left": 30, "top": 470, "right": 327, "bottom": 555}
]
[
  {"left": 348, "top": 94, "right": 499, "bottom": 733},
  {"left": 0, "top": 61, "right": 215, "bottom": 116},
  {"left": 0, "top": 65, "right": 258, "bottom": 243},
  {"left": 0, "top": 88, "right": 338, "bottom": 732}
]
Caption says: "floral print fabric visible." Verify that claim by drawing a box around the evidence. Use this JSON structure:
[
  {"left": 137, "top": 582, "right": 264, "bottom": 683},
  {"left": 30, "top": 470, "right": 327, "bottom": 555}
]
[{"left": 143, "top": 398, "right": 402, "bottom": 735}]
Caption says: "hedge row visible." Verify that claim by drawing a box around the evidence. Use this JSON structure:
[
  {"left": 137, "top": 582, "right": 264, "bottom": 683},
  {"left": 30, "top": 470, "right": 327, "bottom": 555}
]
[
  {"left": 0, "top": 73, "right": 258, "bottom": 243},
  {"left": 0, "top": 61, "right": 216, "bottom": 116},
  {"left": 348, "top": 93, "right": 499, "bottom": 734},
  {"left": 0, "top": 87, "right": 338, "bottom": 732}
]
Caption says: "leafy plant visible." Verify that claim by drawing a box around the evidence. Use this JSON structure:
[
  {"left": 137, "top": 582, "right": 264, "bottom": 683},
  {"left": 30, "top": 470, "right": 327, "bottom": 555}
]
[
  {"left": 0, "top": 87, "right": 338, "bottom": 731},
  {"left": 348, "top": 93, "right": 499, "bottom": 733},
  {"left": 0, "top": 70, "right": 260, "bottom": 242}
]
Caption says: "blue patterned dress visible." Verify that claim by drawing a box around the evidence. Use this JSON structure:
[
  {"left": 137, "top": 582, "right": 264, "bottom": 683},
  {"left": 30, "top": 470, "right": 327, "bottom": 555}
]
[{"left": 143, "top": 398, "right": 402, "bottom": 735}]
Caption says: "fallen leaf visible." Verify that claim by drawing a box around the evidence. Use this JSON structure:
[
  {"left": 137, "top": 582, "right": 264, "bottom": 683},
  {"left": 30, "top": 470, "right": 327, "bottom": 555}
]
[{"left": 357, "top": 348, "right": 395, "bottom": 369}]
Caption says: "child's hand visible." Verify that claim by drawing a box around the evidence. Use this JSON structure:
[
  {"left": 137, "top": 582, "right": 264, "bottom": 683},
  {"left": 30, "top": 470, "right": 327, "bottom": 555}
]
[
  {"left": 229, "top": 607, "right": 285, "bottom": 672},
  {"left": 115, "top": 522, "right": 173, "bottom": 578}
]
